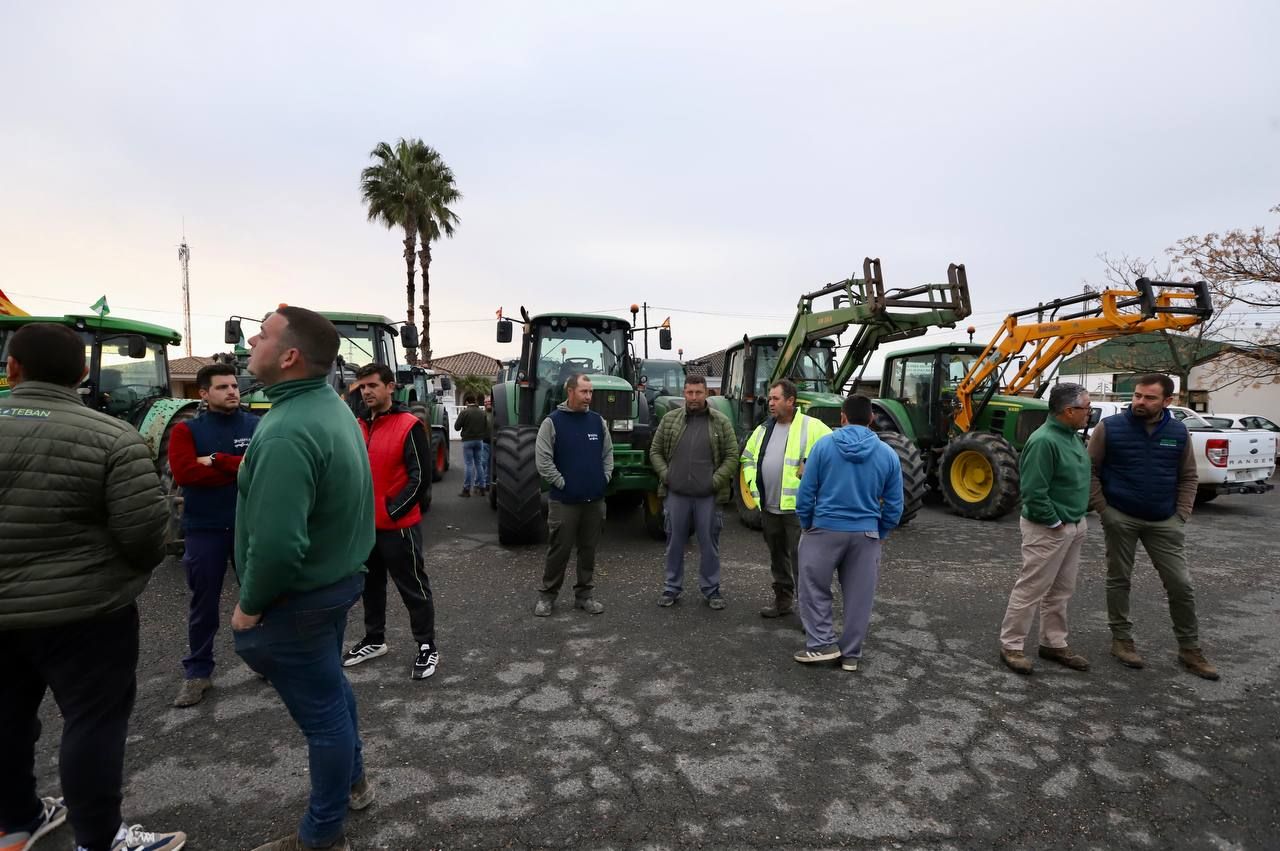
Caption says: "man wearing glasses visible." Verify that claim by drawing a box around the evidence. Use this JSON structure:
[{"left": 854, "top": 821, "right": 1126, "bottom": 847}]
[{"left": 998, "top": 383, "right": 1093, "bottom": 675}]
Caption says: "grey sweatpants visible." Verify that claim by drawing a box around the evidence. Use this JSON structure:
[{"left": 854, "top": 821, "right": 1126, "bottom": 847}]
[{"left": 797, "top": 528, "right": 882, "bottom": 659}]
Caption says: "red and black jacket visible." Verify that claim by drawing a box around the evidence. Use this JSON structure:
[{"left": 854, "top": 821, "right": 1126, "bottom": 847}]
[{"left": 358, "top": 402, "right": 429, "bottom": 530}]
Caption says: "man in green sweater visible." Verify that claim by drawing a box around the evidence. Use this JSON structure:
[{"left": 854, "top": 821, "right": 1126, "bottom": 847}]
[
  {"left": 231, "top": 307, "right": 376, "bottom": 851},
  {"left": 998, "top": 382, "right": 1093, "bottom": 675}
]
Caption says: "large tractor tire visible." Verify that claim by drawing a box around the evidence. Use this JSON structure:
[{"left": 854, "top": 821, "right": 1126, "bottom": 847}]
[
  {"left": 156, "top": 406, "right": 198, "bottom": 555},
  {"left": 493, "top": 425, "right": 546, "bottom": 545},
  {"left": 429, "top": 427, "right": 448, "bottom": 483},
  {"left": 878, "top": 431, "right": 928, "bottom": 526},
  {"left": 938, "top": 432, "right": 1020, "bottom": 521},
  {"left": 733, "top": 435, "right": 764, "bottom": 530}
]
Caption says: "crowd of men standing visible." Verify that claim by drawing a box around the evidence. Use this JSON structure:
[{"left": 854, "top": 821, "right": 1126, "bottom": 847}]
[{"left": 0, "top": 310, "right": 1220, "bottom": 851}]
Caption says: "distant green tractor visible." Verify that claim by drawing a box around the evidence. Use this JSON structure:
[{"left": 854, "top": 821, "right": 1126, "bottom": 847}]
[
  {"left": 637, "top": 357, "right": 686, "bottom": 408},
  {"left": 0, "top": 312, "right": 199, "bottom": 550},
  {"left": 224, "top": 311, "right": 452, "bottom": 484},
  {"left": 489, "top": 307, "right": 672, "bottom": 544}
]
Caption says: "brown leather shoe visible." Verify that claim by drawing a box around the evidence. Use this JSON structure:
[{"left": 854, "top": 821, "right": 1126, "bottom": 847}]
[
  {"left": 1038, "top": 645, "right": 1089, "bottom": 671},
  {"left": 1178, "top": 647, "right": 1220, "bottom": 680},
  {"left": 760, "top": 597, "right": 795, "bottom": 618},
  {"left": 172, "top": 677, "right": 211, "bottom": 708},
  {"left": 1110, "top": 638, "right": 1144, "bottom": 669},
  {"left": 1000, "top": 648, "right": 1033, "bottom": 674}
]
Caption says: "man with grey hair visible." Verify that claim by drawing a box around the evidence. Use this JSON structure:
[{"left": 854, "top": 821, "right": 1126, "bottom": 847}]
[
  {"left": 998, "top": 382, "right": 1093, "bottom": 675},
  {"left": 533, "top": 373, "right": 613, "bottom": 617}
]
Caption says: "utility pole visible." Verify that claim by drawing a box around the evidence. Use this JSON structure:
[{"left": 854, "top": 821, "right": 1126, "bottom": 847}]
[
  {"left": 178, "top": 229, "right": 192, "bottom": 358},
  {"left": 643, "top": 301, "right": 649, "bottom": 358}
]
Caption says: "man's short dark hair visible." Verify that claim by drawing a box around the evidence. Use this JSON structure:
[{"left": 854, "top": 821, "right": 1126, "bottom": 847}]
[
  {"left": 1048, "top": 382, "right": 1088, "bottom": 415},
  {"left": 7, "top": 323, "right": 85, "bottom": 386},
  {"left": 276, "top": 306, "right": 340, "bottom": 378},
  {"left": 196, "top": 362, "right": 237, "bottom": 391},
  {"left": 355, "top": 363, "right": 394, "bottom": 385},
  {"left": 770, "top": 378, "right": 797, "bottom": 401},
  {"left": 565, "top": 372, "right": 591, "bottom": 393},
  {"left": 684, "top": 374, "right": 707, "bottom": 389},
  {"left": 842, "top": 394, "right": 873, "bottom": 426},
  {"left": 1134, "top": 373, "right": 1175, "bottom": 398}
]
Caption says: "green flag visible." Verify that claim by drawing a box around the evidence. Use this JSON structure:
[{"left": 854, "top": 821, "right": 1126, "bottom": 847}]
[{"left": 90, "top": 295, "right": 110, "bottom": 317}]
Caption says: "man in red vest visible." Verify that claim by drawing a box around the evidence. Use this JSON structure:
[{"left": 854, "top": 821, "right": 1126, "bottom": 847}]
[{"left": 342, "top": 364, "right": 439, "bottom": 680}]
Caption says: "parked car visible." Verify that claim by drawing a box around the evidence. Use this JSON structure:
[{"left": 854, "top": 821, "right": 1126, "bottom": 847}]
[
  {"left": 1085, "top": 402, "right": 1276, "bottom": 504},
  {"left": 1204, "top": 412, "right": 1280, "bottom": 433}
]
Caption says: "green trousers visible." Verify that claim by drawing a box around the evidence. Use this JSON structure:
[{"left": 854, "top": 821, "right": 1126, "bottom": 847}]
[
  {"left": 1101, "top": 505, "right": 1200, "bottom": 648},
  {"left": 540, "top": 499, "right": 605, "bottom": 601}
]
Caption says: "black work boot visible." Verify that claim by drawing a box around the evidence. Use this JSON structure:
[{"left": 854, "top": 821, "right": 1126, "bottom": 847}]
[{"left": 760, "top": 596, "right": 794, "bottom": 618}]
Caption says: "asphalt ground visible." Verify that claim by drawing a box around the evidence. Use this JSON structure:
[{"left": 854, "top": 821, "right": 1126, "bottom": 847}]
[{"left": 32, "top": 445, "right": 1280, "bottom": 850}]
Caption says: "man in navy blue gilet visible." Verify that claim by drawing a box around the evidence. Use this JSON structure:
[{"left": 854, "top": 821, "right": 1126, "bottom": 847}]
[
  {"left": 168, "top": 363, "right": 258, "bottom": 706},
  {"left": 533, "top": 373, "right": 614, "bottom": 617}
]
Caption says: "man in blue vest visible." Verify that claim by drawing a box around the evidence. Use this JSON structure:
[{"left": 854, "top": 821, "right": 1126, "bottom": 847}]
[
  {"left": 533, "top": 373, "right": 613, "bottom": 617},
  {"left": 169, "top": 362, "right": 258, "bottom": 707},
  {"left": 1088, "top": 373, "right": 1218, "bottom": 680}
]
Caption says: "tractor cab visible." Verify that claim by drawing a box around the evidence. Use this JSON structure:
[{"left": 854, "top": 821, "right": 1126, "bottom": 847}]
[
  {"left": 879, "top": 343, "right": 986, "bottom": 449},
  {"left": 717, "top": 335, "right": 841, "bottom": 436}
]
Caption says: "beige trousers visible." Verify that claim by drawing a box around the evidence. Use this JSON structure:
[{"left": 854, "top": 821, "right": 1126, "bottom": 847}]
[{"left": 999, "top": 517, "right": 1088, "bottom": 651}]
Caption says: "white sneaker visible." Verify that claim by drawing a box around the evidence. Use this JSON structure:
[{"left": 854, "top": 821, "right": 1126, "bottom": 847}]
[
  {"left": 106, "top": 822, "right": 187, "bottom": 851},
  {"left": 0, "top": 795, "right": 66, "bottom": 850}
]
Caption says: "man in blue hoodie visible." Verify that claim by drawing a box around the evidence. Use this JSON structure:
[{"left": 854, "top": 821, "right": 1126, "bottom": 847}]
[{"left": 793, "top": 395, "right": 903, "bottom": 671}]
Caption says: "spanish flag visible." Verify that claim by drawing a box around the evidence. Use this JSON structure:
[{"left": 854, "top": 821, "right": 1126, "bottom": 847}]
[{"left": 0, "top": 288, "right": 28, "bottom": 316}]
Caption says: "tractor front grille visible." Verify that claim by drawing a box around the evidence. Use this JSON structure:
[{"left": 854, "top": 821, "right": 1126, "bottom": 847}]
[
  {"left": 591, "top": 389, "right": 633, "bottom": 422},
  {"left": 807, "top": 406, "right": 843, "bottom": 430},
  {"left": 1015, "top": 409, "right": 1049, "bottom": 445}
]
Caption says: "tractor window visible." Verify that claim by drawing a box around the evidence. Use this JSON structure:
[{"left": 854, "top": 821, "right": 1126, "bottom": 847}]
[
  {"left": 725, "top": 350, "right": 742, "bottom": 398},
  {"left": 791, "top": 345, "right": 834, "bottom": 393},
  {"left": 888, "top": 356, "right": 935, "bottom": 404},
  {"left": 331, "top": 323, "right": 393, "bottom": 371},
  {"left": 942, "top": 353, "right": 976, "bottom": 387},
  {"left": 96, "top": 339, "right": 168, "bottom": 417},
  {"left": 754, "top": 343, "right": 782, "bottom": 398},
  {"left": 536, "top": 326, "right": 627, "bottom": 386}
]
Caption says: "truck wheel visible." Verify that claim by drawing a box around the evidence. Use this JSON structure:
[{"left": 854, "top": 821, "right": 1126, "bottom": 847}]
[
  {"left": 939, "top": 432, "right": 1020, "bottom": 520},
  {"left": 156, "top": 407, "right": 198, "bottom": 555},
  {"left": 493, "top": 425, "right": 546, "bottom": 545},
  {"left": 878, "top": 431, "right": 928, "bottom": 526}
]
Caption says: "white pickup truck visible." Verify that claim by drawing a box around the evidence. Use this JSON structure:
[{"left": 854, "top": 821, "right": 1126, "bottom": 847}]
[{"left": 1084, "top": 402, "right": 1277, "bottom": 504}]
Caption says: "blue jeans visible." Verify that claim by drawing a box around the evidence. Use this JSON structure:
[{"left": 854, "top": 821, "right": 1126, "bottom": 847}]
[
  {"left": 233, "top": 574, "right": 365, "bottom": 848},
  {"left": 663, "top": 492, "right": 723, "bottom": 598},
  {"left": 462, "top": 439, "right": 487, "bottom": 489}
]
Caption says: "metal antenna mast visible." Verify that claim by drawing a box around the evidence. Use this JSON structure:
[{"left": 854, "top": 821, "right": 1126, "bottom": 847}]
[{"left": 178, "top": 224, "right": 192, "bottom": 357}]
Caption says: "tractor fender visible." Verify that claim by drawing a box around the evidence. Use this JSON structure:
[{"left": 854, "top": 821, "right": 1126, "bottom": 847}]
[
  {"left": 871, "top": 398, "right": 915, "bottom": 440},
  {"left": 138, "top": 398, "right": 201, "bottom": 458}
]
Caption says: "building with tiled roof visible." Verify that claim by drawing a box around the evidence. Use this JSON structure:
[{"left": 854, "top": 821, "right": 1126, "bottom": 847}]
[
  {"left": 426, "top": 351, "right": 504, "bottom": 403},
  {"left": 168, "top": 355, "right": 217, "bottom": 399}
]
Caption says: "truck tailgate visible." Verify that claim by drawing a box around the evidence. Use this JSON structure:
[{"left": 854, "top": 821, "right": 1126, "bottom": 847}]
[{"left": 1220, "top": 431, "right": 1277, "bottom": 479}]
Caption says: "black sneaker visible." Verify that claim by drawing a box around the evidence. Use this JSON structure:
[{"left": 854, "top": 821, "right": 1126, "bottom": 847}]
[
  {"left": 657, "top": 592, "right": 678, "bottom": 607},
  {"left": 706, "top": 593, "right": 726, "bottom": 611},
  {"left": 342, "top": 639, "right": 388, "bottom": 668},
  {"left": 412, "top": 644, "right": 439, "bottom": 680}
]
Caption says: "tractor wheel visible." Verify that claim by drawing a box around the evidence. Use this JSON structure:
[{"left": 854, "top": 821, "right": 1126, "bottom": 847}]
[
  {"left": 733, "top": 434, "right": 764, "bottom": 530},
  {"left": 878, "top": 431, "right": 928, "bottom": 526},
  {"left": 493, "top": 425, "right": 546, "bottom": 545},
  {"left": 939, "top": 432, "right": 1020, "bottom": 521},
  {"left": 430, "top": 427, "right": 448, "bottom": 483},
  {"left": 156, "top": 406, "right": 198, "bottom": 555},
  {"left": 641, "top": 492, "right": 666, "bottom": 541}
]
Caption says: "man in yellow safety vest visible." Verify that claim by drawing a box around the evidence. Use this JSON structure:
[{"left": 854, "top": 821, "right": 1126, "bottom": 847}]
[{"left": 741, "top": 378, "right": 832, "bottom": 618}]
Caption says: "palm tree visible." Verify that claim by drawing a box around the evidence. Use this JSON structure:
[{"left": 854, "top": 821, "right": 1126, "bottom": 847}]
[
  {"left": 360, "top": 139, "right": 426, "bottom": 362},
  {"left": 409, "top": 141, "right": 461, "bottom": 363}
]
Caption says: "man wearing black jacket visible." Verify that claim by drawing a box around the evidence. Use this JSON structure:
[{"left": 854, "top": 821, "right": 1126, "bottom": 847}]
[{"left": 342, "top": 364, "right": 439, "bottom": 680}]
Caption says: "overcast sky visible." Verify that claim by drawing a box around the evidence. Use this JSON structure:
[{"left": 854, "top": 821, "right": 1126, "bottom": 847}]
[{"left": 2, "top": 1, "right": 1277, "bottom": 375}]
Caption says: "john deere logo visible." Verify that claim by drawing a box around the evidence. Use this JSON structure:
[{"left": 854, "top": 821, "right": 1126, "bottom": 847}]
[{"left": 607, "top": 393, "right": 616, "bottom": 403}]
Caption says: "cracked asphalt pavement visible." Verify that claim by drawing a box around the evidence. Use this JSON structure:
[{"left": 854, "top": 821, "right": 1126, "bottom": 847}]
[{"left": 33, "top": 451, "right": 1280, "bottom": 850}]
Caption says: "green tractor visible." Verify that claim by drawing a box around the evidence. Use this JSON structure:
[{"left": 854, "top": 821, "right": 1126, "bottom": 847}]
[
  {"left": 489, "top": 307, "right": 672, "bottom": 544},
  {"left": 704, "top": 259, "right": 972, "bottom": 529},
  {"left": 224, "top": 312, "right": 452, "bottom": 484},
  {"left": 637, "top": 357, "right": 686, "bottom": 409},
  {"left": 0, "top": 312, "right": 199, "bottom": 550}
]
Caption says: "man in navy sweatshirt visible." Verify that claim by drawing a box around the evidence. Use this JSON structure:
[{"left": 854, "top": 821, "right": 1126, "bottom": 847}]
[
  {"left": 793, "top": 394, "right": 903, "bottom": 671},
  {"left": 168, "top": 362, "right": 258, "bottom": 707}
]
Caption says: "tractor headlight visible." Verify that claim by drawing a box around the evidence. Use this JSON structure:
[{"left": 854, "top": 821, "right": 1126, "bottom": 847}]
[{"left": 612, "top": 419, "right": 634, "bottom": 432}]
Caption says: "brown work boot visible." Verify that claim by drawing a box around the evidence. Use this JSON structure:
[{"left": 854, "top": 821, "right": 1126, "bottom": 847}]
[
  {"left": 1000, "top": 648, "right": 1033, "bottom": 675},
  {"left": 1178, "top": 647, "right": 1220, "bottom": 681},
  {"left": 760, "top": 596, "right": 794, "bottom": 618},
  {"left": 1110, "top": 638, "right": 1144, "bottom": 669},
  {"left": 459, "top": 487, "right": 471, "bottom": 498},
  {"left": 1038, "top": 645, "right": 1090, "bottom": 671},
  {"left": 172, "top": 677, "right": 211, "bottom": 707}
]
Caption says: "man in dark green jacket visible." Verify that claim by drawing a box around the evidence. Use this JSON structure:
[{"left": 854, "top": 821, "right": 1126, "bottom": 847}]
[
  {"left": 0, "top": 323, "right": 185, "bottom": 851},
  {"left": 998, "top": 382, "right": 1093, "bottom": 676},
  {"left": 231, "top": 307, "right": 375, "bottom": 851},
  {"left": 649, "top": 375, "right": 738, "bottom": 609}
]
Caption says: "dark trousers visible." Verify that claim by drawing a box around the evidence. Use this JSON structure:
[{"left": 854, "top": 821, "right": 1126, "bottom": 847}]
[
  {"left": 541, "top": 499, "right": 605, "bottom": 600},
  {"left": 0, "top": 604, "right": 139, "bottom": 851},
  {"left": 761, "top": 510, "right": 802, "bottom": 601},
  {"left": 182, "top": 527, "right": 234, "bottom": 679},
  {"left": 362, "top": 526, "right": 436, "bottom": 649},
  {"left": 234, "top": 574, "right": 365, "bottom": 848},
  {"left": 663, "top": 492, "right": 723, "bottom": 598}
]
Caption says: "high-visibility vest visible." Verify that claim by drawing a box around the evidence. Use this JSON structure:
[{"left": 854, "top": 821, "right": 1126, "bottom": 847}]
[{"left": 740, "top": 413, "right": 831, "bottom": 513}]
